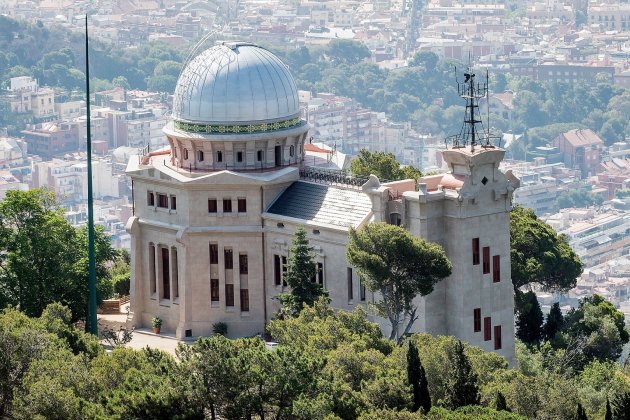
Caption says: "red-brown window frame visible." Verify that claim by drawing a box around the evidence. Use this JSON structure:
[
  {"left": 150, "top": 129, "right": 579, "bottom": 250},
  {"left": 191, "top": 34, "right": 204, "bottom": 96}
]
[
  {"left": 237, "top": 198, "right": 247, "bottom": 213},
  {"left": 474, "top": 308, "right": 481, "bottom": 332},
  {"left": 493, "top": 255, "right": 500, "bottom": 282},
  {"left": 484, "top": 317, "right": 492, "bottom": 341},
  {"left": 472, "top": 238, "right": 480, "bottom": 265},
  {"left": 494, "top": 325, "right": 502, "bottom": 349},
  {"left": 482, "top": 246, "right": 490, "bottom": 274}
]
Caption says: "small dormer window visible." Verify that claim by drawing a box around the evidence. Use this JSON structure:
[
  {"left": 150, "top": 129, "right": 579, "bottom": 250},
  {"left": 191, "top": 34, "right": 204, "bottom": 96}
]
[{"left": 217, "top": 151, "right": 223, "bottom": 162}]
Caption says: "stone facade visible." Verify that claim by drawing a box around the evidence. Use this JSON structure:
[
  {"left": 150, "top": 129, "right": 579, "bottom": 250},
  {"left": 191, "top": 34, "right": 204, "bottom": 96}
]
[{"left": 126, "top": 42, "right": 518, "bottom": 362}]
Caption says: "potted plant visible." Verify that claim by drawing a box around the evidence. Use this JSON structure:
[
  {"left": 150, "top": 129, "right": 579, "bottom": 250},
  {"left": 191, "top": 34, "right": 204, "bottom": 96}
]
[{"left": 151, "top": 317, "right": 162, "bottom": 334}]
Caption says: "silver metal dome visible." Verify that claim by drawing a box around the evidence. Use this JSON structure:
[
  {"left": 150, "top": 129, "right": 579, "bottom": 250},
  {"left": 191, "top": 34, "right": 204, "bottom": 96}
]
[{"left": 172, "top": 42, "right": 300, "bottom": 125}]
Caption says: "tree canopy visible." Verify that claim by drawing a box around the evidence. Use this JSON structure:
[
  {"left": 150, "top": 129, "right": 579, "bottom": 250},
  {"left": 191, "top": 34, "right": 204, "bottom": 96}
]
[
  {"left": 347, "top": 222, "right": 452, "bottom": 343},
  {"left": 350, "top": 149, "right": 422, "bottom": 181},
  {"left": 510, "top": 206, "right": 583, "bottom": 292},
  {"left": 0, "top": 189, "right": 115, "bottom": 321},
  {"left": 278, "top": 227, "right": 328, "bottom": 316}
]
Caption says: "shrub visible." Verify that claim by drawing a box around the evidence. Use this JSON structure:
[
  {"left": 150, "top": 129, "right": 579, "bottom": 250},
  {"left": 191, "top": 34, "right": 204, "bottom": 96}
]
[{"left": 213, "top": 322, "right": 228, "bottom": 336}]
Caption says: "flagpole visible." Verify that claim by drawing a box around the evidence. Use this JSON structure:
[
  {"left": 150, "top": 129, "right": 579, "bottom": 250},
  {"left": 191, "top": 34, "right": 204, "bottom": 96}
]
[{"left": 85, "top": 15, "right": 98, "bottom": 335}]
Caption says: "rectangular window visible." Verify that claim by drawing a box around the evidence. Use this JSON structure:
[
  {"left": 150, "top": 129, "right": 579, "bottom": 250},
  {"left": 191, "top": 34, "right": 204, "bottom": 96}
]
[
  {"left": 347, "top": 267, "right": 353, "bottom": 301},
  {"left": 274, "top": 255, "right": 281, "bottom": 286},
  {"left": 157, "top": 193, "right": 168, "bottom": 208},
  {"left": 208, "top": 199, "right": 218, "bottom": 213},
  {"left": 224, "top": 248, "right": 233, "bottom": 270},
  {"left": 482, "top": 246, "right": 490, "bottom": 274},
  {"left": 240, "top": 289, "right": 249, "bottom": 311},
  {"left": 210, "top": 278, "right": 219, "bottom": 301},
  {"left": 239, "top": 254, "right": 248, "bottom": 275},
  {"left": 147, "top": 191, "right": 155, "bottom": 206},
  {"left": 170, "top": 195, "right": 177, "bottom": 210},
  {"left": 162, "top": 247, "right": 170, "bottom": 300},
  {"left": 282, "top": 256, "right": 287, "bottom": 286},
  {"left": 257, "top": 150, "right": 263, "bottom": 161},
  {"left": 209, "top": 244, "right": 218, "bottom": 264},
  {"left": 474, "top": 308, "right": 481, "bottom": 332},
  {"left": 223, "top": 199, "right": 232, "bottom": 213},
  {"left": 360, "top": 277, "right": 366, "bottom": 301},
  {"left": 494, "top": 325, "right": 502, "bottom": 350},
  {"left": 493, "top": 255, "right": 500, "bottom": 282},
  {"left": 238, "top": 198, "right": 246, "bottom": 213},
  {"left": 225, "top": 284, "right": 234, "bottom": 307},
  {"left": 472, "top": 238, "right": 480, "bottom": 265},
  {"left": 237, "top": 151, "right": 243, "bottom": 162},
  {"left": 149, "top": 243, "right": 156, "bottom": 294},
  {"left": 317, "top": 262, "right": 324, "bottom": 285},
  {"left": 484, "top": 317, "right": 492, "bottom": 341}
]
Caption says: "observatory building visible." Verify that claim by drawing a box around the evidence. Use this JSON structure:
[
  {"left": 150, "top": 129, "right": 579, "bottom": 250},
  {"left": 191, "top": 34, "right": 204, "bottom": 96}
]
[{"left": 126, "top": 42, "right": 519, "bottom": 361}]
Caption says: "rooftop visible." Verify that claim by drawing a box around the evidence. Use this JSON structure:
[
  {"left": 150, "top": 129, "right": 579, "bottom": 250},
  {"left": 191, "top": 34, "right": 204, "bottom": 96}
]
[{"left": 266, "top": 181, "right": 372, "bottom": 228}]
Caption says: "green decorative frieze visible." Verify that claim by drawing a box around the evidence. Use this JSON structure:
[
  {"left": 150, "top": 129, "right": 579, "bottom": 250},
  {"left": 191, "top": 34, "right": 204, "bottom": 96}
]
[{"left": 174, "top": 117, "right": 303, "bottom": 134}]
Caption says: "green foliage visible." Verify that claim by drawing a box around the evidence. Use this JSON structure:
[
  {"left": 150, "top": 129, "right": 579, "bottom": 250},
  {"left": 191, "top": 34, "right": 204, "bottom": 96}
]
[
  {"left": 350, "top": 149, "right": 422, "bottom": 181},
  {"left": 279, "top": 227, "right": 328, "bottom": 316},
  {"left": 443, "top": 340, "right": 480, "bottom": 410},
  {"left": 576, "top": 402, "right": 588, "bottom": 420},
  {"left": 515, "top": 291, "right": 544, "bottom": 346},
  {"left": 495, "top": 391, "right": 509, "bottom": 412},
  {"left": 112, "top": 273, "right": 130, "bottom": 297},
  {"left": 0, "top": 189, "right": 115, "bottom": 322},
  {"left": 347, "top": 223, "right": 451, "bottom": 343},
  {"left": 562, "top": 294, "right": 629, "bottom": 368},
  {"left": 407, "top": 340, "right": 431, "bottom": 413},
  {"left": 212, "top": 321, "right": 228, "bottom": 336},
  {"left": 611, "top": 390, "right": 630, "bottom": 420},
  {"left": 543, "top": 302, "right": 564, "bottom": 342},
  {"left": 510, "top": 206, "right": 583, "bottom": 292},
  {"left": 325, "top": 39, "right": 371, "bottom": 65},
  {"left": 556, "top": 188, "right": 603, "bottom": 209},
  {"left": 151, "top": 317, "right": 162, "bottom": 328}
]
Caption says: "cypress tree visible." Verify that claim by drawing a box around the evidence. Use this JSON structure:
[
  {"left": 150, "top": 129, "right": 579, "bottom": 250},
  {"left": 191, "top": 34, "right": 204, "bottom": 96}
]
[
  {"left": 605, "top": 398, "right": 612, "bottom": 420},
  {"left": 278, "top": 227, "right": 327, "bottom": 316},
  {"left": 515, "top": 291, "right": 544, "bottom": 345},
  {"left": 543, "top": 302, "right": 564, "bottom": 342},
  {"left": 444, "top": 340, "right": 479, "bottom": 409},
  {"left": 407, "top": 340, "right": 431, "bottom": 414},
  {"left": 495, "top": 391, "right": 509, "bottom": 412},
  {"left": 576, "top": 402, "right": 588, "bottom": 420},
  {"left": 612, "top": 391, "right": 630, "bottom": 420}
]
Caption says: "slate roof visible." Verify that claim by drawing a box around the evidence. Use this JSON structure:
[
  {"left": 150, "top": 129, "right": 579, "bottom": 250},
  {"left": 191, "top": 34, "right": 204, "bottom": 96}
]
[{"left": 267, "top": 181, "right": 372, "bottom": 227}]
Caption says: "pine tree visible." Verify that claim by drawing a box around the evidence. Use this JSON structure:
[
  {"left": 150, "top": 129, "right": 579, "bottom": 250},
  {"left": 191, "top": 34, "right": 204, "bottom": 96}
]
[
  {"left": 611, "top": 390, "right": 630, "bottom": 420},
  {"left": 407, "top": 340, "right": 431, "bottom": 414},
  {"left": 495, "top": 391, "right": 509, "bottom": 412},
  {"left": 444, "top": 340, "right": 479, "bottom": 409},
  {"left": 576, "top": 402, "right": 588, "bottom": 420},
  {"left": 278, "top": 227, "right": 327, "bottom": 316},
  {"left": 543, "top": 302, "right": 564, "bottom": 342},
  {"left": 515, "top": 291, "right": 544, "bottom": 345},
  {"left": 605, "top": 398, "right": 612, "bottom": 420}
]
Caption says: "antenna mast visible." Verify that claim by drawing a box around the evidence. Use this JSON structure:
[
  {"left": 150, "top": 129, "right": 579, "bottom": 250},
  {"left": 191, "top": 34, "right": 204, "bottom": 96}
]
[{"left": 445, "top": 64, "right": 499, "bottom": 152}]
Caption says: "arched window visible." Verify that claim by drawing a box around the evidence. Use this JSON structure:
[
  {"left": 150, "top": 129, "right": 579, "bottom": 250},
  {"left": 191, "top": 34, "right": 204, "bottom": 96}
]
[{"left": 198, "top": 150, "right": 204, "bottom": 162}]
